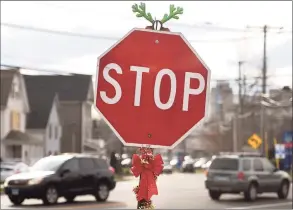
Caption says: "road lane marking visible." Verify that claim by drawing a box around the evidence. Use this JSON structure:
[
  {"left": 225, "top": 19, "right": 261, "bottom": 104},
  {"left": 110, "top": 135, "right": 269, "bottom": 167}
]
[{"left": 226, "top": 201, "right": 292, "bottom": 209}]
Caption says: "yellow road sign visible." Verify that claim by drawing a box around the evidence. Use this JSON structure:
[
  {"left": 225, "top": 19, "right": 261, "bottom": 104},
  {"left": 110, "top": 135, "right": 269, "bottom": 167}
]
[{"left": 248, "top": 134, "right": 263, "bottom": 149}]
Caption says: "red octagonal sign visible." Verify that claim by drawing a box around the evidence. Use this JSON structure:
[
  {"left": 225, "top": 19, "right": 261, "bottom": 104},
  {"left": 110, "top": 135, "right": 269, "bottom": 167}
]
[{"left": 95, "top": 28, "right": 211, "bottom": 149}]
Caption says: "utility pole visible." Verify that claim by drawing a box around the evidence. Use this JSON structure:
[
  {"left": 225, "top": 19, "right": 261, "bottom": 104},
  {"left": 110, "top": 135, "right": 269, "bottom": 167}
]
[
  {"left": 260, "top": 25, "right": 268, "bottom": 95},
  {"left": 238, "top": 61, "right": 245, "bottom": 115},
  {"left": 247, "top": 25, "right": 283, "bottom": 154}
]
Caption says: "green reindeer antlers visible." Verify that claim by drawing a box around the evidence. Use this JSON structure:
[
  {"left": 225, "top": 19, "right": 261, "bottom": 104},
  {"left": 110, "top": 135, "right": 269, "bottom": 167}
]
[
  {"left": 161, "top": 4, "right": 184, "bottom": 24},
  {"left": 132, "top": 2, "right": 154, "bottom": 24},
  {"left": 132, "top": 3, "right": 184, "bottom": 26}
]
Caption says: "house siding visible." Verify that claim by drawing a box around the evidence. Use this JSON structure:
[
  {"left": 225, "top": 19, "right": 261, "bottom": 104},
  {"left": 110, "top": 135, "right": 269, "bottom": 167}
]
[
  {"left": 1, "top": 74, "right": 27, "bottom": 158},
  {"left": 0, "top": 73, "right": 42, "bottom": 164},
  {"left": 45, "top": 101, "right": 62, "bottom": 155},
  {"left": 59, "top": 102, "right": 82, "bottom": 153},
  {"left": 81, "top": 102, "right": 92, "bottom": 152}
]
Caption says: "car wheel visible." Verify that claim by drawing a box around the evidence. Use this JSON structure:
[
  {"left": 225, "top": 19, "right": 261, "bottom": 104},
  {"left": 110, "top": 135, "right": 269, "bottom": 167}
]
[
  {"left": 65, "top": 195, "right": 76, "bottom": 203},
  {"left": 42, "top": 186, "right": 59, "bottom": 205},
  {"left": 244, "top": 183, "right": 258, "bottom": 201},
  {"left": 277, "top": 180, "right": 289, "bottom": 199},
  {"left": 8, "top": 196, "right": 25, "bottom": 206},
  {"left": 95, "top": 183, "right": 110, "bottom": 202},
  {"left": 208, "top": 190, "right": 221, "bottom": 200}
]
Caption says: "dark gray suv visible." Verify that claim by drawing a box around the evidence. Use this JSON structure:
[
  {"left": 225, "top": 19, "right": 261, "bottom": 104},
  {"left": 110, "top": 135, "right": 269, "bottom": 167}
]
[{"left": 205, "top": 153, "right": 291, "bottom": 201}]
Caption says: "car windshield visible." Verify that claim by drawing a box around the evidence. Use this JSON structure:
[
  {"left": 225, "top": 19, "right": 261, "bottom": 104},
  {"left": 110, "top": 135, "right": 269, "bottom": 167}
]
[
  {"left": 209, "top": 158, "right": 239, "bottom": 171},
  {"left": 30, "top": 156, "right": 71, "bottom": 172}
]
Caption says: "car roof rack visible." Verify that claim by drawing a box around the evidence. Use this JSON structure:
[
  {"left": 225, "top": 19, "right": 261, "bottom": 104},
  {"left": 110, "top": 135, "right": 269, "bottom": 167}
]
[{"left": 219, "top": 152, "right": 263, "bottom": 157}]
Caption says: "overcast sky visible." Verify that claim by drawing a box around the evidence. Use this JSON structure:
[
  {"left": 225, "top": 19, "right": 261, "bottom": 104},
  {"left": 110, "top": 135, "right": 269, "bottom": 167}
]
[{"left": 1, "top": 1, "right": 292, "bottom": 91}]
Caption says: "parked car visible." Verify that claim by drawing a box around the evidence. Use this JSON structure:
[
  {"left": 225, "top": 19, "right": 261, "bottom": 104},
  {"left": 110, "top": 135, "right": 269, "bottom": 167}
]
[
  {"left": 181, "top": 158, "right": 195, "bottom": 173},
  {"left": 201, "top": 156, "right": 216, "bottom": 170},
  {"left": 1, "top": 162, "right": 29, "bottom": 182},
  {"left": 121, "top": 158, "right": 132, "bottom": 168},
  {"left": 205, "top": 152, "right": 291, "bottom": 201},
  {"left": 193, "top": 157, "right": 208, "bottom": 169},
  {"left": 170, "top": 157, "right": 178, "bottom": 168},
  {"left": 162, "top": 157, "right": 173, "bottom": 174},
  {"left": 4, "top": 153, "right": 116, "bottom": 206}
]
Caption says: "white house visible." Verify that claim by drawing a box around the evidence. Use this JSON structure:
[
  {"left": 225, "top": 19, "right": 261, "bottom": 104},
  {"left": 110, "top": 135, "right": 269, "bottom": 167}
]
[
  {"left": 0, "top": 69, "right": 43, "bottom": 164},
  {"left": 24, "top": 75, "right": 63, "bottom": 157}
]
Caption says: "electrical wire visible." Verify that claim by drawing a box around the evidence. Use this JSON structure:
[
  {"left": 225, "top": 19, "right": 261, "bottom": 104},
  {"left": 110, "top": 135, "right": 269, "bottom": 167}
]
[
  {"left": 1, "top": 22, "right": 263, "bottom": 43},
  {"left": 26, "top": 2, "right": 293, "bottom": 34},
  {"left": 1, "top": 62, "right": 289, "bottom": 83}
]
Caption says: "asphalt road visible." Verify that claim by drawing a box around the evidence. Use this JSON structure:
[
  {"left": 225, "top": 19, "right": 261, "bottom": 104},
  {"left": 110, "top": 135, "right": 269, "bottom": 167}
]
[{"left": 1, "top": 173, "right": 292, "bottom": 209}]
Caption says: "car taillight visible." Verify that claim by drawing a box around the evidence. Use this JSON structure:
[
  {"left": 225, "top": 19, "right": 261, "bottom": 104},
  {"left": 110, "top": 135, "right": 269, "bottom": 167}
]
[
  {"left": 204, "top": 170, "right": 208, "bottom": 177},
  {"left": 237, "top": 171, "right": 245, "bottom": 180},
  {"left": 109, "top": 166, "right": 115, "bottom": 174}
]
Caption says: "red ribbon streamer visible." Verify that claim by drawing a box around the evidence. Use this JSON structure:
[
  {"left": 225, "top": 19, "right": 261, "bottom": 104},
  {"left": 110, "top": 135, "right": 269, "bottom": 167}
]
[{"left": 131, "top": 153, "right": 164, "bottom": 201}]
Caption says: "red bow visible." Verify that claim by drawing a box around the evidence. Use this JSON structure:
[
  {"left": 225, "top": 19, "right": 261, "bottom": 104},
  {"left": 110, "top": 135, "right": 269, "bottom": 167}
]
[{"left": 131, "top": 154, "right": 164, "bottom": 201}]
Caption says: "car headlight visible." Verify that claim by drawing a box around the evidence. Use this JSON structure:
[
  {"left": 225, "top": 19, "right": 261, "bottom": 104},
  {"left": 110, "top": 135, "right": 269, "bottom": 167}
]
[
  {"left": 3, "top": 179, "right": 9, "bottom": 187},
  {"left": 28, "top": 178, "right": 43, "bottom": 185}
]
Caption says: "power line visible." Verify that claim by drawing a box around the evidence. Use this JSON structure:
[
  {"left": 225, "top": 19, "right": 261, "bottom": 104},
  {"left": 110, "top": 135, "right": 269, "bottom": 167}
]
[
  {"left": 1, "top": 22, "right": 263, "bottom": 43},
  {"left": 1, "top": 63, "right": 289, "bottom": 82},
  {"left": 30, "top": 2, "right": 293, "bottom": 34}
]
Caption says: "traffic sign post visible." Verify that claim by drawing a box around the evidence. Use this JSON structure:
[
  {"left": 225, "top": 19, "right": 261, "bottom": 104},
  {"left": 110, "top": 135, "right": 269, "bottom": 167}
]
[
  {"left": 275, "top": 143, "right": 285, "bottom": 169},
  {"left": 247, "top": 134, "right": 263, "bottom": 150},
  {"left": 275, "top": 144, "right": 286, "bottom": 159},
  {"left": 94, "top": 3, "right": 211, "bottom": 209}
]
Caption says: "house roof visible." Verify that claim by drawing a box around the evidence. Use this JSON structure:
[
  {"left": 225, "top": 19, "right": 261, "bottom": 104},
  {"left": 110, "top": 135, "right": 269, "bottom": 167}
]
[
  {"left": 24, "top": 76, "right": 58, "bottom": 129},
  {"left": 2, "top": 130, "right": 42, "bottom": 145},
  {"left": 0, "top": 69, "right": 18, "bottom": 107},
  {"left": 24, "top": 74, "right": 92, "bottom": 101},
  {"left": 24, "top": 74, "right": 92, "bottom": 129}
]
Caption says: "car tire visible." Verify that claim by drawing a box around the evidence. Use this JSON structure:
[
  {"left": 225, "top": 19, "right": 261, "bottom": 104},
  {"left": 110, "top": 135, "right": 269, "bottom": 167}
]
[
  {"left": 277, "top": 180, "right": 289, "bottom": 199},
  {"left": 42, "top": 185, "right": 59, "bottom": 205},
  {"left": 244, "top": 183, "right": 258, "bottom": 202},
  {"left": 8, "top": 196, "right": 25, "bottom": 206},
  {"left": 95, "top": 183, "right": 110, "bottom": 202},
  {"left": 65, "top": 195, "right": 76, "bottom": 203},
  {"left": 208, "top": 190, "right": 221, "bottom": 200}
]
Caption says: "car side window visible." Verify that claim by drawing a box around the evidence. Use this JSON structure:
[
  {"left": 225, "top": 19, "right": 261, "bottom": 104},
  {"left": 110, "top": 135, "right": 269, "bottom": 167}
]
[
  {"left": 93, "top": 158, "right": 109, "bottom": 169},
  {"left": 262, "top": 158, "right": 275, "bottom": 172},
  {"left": 79, "top": 158, "right": 95, "bottom": 172},
  {"left": 242, "top": 159, "right": 251, "bottom": 171},
  {"left": 61, "top": 159, "right": 79, "bottom": 172},
  {"left": 253, "top": 159, "right": 264, "bottom": 171}
]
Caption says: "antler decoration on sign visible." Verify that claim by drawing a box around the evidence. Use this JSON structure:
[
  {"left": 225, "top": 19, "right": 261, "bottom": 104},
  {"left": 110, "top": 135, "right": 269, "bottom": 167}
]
[
  {"left": 131, "top": 147, "right": 163, "bottom": 209},
  {"left": 160, "top": 5, "right": 184, "bottom": 24},
  {"left": 132, "top": 3, "right": 154, "bottom": 24},
  {"left": 132, "top": 3, "right": 184, "bottom": 31}
]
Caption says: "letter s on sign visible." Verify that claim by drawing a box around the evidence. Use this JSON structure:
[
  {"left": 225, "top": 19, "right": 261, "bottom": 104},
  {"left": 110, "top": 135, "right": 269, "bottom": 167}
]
[{"left": 100, "top": 63, "right": 122, "bottom": 105}]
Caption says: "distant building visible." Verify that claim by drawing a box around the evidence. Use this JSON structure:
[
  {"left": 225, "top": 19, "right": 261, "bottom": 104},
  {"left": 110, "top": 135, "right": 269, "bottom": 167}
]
[
  {"left": 0, "top": 69, "right": 43, "bottom": 164},
  {"left": 209, "top": 80, "right": 235, "bottom": 121},
  {"left": 24, "top": 76, "right": 63, "bottom": 157},
  {"left": 21, "top": 74, "right": 94, "bottom": 154}
]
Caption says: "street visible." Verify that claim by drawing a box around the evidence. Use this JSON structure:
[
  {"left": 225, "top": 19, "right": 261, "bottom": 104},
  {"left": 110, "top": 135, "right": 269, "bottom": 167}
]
[{"left": 1, "top": 173, "right": 292, "bottom": 209}]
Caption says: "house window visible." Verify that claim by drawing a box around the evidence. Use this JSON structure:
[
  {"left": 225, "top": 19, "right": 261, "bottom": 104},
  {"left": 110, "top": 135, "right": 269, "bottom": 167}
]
[
  {"left": 11, "top": 82, "right": 20, "bottom": 98},
  {"left": 12, "top": 145, "right": 21, "bottom": 158},
  {"left": 10, "top": 111, "right": 20, "bottom": 130},
  {"left": 48, "top": 124, "right": 52, "bottom": 139},
  {"left": 55, "top": 126, "right": 58, "bottom": 139}
]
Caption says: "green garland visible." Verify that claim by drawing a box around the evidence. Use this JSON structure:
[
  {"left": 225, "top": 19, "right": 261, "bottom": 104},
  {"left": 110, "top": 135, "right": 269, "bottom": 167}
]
[{"left": 132, "top": 2, "right": 183, "bottom": 26}]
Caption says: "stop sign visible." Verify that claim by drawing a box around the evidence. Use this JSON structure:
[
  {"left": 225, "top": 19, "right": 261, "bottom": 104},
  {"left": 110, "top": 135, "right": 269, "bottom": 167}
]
[{"left": 95, "top": 28, "right": 210, "bottom": 149}]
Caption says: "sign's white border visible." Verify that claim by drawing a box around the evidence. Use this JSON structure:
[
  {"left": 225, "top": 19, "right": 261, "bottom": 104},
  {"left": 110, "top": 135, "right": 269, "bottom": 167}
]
[{"left": 94, "top": 28, "right": 211, "bottom": 149}]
